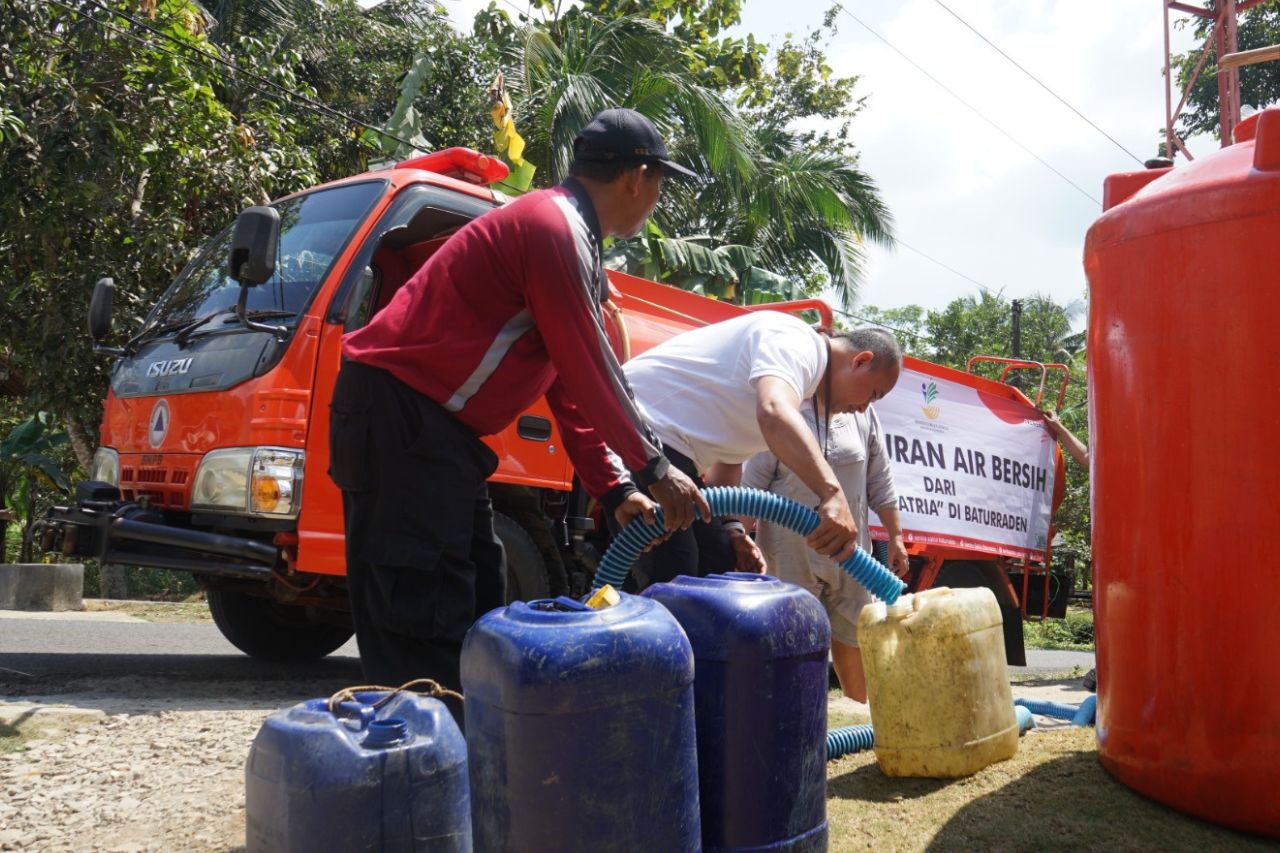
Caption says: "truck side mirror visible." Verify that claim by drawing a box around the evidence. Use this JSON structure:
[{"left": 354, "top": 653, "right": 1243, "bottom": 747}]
[
  {"left": 228, "top": 206, "right": 280, "bottom": 286},
  {"left": 88, "top": 277, "right": 114, "bottom": 341}
]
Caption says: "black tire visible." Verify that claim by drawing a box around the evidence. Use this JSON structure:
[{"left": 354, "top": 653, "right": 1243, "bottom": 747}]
[
  {"left": 207, "top": 589, "right": 353, "bottom": 661},
  {"left": 935, "top": 560, "right": 1027, "bottom": 667},
  {"left": 493, "top": 512, "right": 549, "bottom": 604},
  {"left": 934, "top": 560, "right": 990, "bottom": 590}
]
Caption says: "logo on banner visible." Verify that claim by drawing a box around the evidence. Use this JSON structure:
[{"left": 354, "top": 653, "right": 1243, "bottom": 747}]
[{"left": 921, "top": 381, "right": 940, "bottom": 420}]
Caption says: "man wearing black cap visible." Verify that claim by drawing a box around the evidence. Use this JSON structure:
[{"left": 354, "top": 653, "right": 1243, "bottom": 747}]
[{"left": 329, "top": 108, "right": 706, "bottom": 710}]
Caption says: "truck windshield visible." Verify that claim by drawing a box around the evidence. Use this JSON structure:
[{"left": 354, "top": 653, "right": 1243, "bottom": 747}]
[{"left": 142, "top": 181, "right": 384, "bottom": 339}]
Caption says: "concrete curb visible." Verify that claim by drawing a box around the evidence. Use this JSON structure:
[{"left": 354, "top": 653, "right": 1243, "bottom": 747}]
[{"left": 0, "top": 563, "right": 84, "bottom": 611}]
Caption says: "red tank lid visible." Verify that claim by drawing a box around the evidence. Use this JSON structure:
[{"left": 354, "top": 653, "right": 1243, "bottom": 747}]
[{"left": 1088, "top": 107, "right": 1280, "bottom": 251}]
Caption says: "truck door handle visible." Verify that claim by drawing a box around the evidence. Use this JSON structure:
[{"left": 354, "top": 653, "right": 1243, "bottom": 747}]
[{"left": 517, "top": 416, "right": 552, "bottom": 442}]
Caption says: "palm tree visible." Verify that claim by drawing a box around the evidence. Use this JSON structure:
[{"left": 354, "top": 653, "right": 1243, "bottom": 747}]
[
  {"left": 681, "top": 133, "right": 893, "bottom": 309},
  {"left": 499, "top": 13, "right": 756, "bottom": 186},
  {"left": 497, "top": 12, "right": 892, "bottom": 309},
  {"left": 614, "top": 120, "right": 893, "bottom": 309},
  {"left": 194, "top": 0, "right": 304, "bottom": 44}
]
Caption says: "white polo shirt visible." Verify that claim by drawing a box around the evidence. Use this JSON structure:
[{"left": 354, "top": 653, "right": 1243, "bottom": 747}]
[{"left": 624, "top": 312, "right": 828, "bottom": 472}]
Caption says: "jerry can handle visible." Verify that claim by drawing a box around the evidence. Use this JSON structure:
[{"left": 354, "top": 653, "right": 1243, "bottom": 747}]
[{"left": 333, "top": 700, "right": 378, "bottom": 731}]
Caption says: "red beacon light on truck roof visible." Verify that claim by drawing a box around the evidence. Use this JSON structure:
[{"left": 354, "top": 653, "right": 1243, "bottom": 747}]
[{"left": 396, "top": 147, "right": 510, "bottom": 186}]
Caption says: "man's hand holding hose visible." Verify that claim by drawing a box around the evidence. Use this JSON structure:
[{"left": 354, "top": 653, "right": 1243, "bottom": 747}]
[{"left": 647, "top": 465, "right": 710, "bottom": 530}]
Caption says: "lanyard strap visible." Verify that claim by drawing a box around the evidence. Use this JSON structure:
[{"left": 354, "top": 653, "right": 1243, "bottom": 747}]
[{"left": 814, "top": 336, "right": 833, "bottom": 461}]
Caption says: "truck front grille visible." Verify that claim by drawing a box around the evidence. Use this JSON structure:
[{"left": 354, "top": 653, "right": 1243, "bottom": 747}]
[{"left": 119, "top": 457, "right": 198, "bottom": 510}]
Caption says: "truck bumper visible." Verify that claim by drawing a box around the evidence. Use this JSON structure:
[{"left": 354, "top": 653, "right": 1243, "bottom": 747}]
[{"left": 37, "top": 481, "right": 278, "bottom": 582}]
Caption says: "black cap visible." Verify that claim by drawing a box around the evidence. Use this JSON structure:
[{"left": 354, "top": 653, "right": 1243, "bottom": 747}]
[{"left": 572, "top": 108, "right": 699, "bottom": 180}]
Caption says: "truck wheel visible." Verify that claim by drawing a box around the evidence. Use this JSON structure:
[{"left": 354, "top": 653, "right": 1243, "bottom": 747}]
[
  {"left": 935, "top": 560, "right": 1027, "bottom": 667},
  {"left": 494, "top": 512, "right": 549, "bottom": 604},
  {"left": 207, "top": 589, "right": 353, "bottom": 661}
]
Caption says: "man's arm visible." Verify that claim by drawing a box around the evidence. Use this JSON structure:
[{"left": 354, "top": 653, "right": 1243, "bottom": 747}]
[
  {"left": 544, "top": 378, "right": 636, "bottom": 509},
  {"left": 873, "top": 504, "right": 910, "bottom": 578},
  {"left": 703, "top": 462, "right": 766, "bottom": 573},
  {"left": 1041, "top": 410, "right": 1089, "bottom": 469},
  {"left": 520, "top": 203, "right": 707, "bottom": 528},
  {"left": 754, "top": 376, "right": 857, "bottom": 560},
  {"left": 864, "top": 408, "right": 897, "bottom": 512},
  {"left": 865, "top": 408, "right": 908, "bottom": 576}
]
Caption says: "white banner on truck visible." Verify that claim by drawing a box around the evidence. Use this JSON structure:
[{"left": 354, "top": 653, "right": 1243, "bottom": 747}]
[{"left": 869, "top": 368, "right": 1057, "bottom": 560}]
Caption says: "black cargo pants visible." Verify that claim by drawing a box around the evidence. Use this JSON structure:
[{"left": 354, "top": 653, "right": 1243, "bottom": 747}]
[{"left": 328, "top": 360, "right": 506, "bottom": 719}]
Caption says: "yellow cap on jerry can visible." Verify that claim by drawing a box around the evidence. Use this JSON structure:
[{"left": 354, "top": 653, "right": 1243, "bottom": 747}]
[{"left": 584, "top": 584, "right": 621, "bottom": 610}]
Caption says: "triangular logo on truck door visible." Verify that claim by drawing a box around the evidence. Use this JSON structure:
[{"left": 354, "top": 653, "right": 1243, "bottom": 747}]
[{"left": 149, "top": 399, "right": 170, "bottom": 449}]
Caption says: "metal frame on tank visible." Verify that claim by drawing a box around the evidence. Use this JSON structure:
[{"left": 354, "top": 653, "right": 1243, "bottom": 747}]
[{"left": 1162, "top": 0, "right": 1280, "bottom": 160}]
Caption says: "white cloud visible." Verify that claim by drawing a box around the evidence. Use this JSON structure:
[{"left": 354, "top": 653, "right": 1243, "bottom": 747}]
[{"left": 734, "top": 0, "right": 1210, "bottom": 314}]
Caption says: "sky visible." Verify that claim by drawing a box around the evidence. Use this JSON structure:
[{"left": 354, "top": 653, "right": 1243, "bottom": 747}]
[{"left": 426, "top": 0, "right": 1215, "bottom": 316}]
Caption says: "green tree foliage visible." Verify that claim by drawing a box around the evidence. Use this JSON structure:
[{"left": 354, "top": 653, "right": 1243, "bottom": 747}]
[
  {"left": 737, "top": 13, "right": 866, "bottom": 147},
  {"left": 1170, "top": 1, "right": 1280, "bottom": 142},
  {"left": 0, "top": 409, "right": 74, "bottom": 562},
  {"left": 489, "top": 12, "right": 753, "bottom": 185},
  {"left": 1, "top": 0, "right": 297, "bottom": 443},
  {"left": 527, "top": 0, "right": 765, "bottom": 89},
  {"left": 678, "top": 14, "right": 892, "bottom": 307},
  {"left": 0, "top": 0, "right": 489, "bottom": 448},
  {"left": 202, "top": 0, "right": 494, "bottom": 169},
  {"left": 922, "top": 290, "right": 1083, "bottom": 371},
  {"left": 851, "top": 305, "right": 929, "bottom": 355}
]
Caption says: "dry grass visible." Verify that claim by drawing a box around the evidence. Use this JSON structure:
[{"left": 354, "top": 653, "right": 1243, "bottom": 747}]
[
  {"left": 825, "top": 725, "right": 1272, "bottom": 852},
  {"left": 83, "top": 598, "right": 213, "bottom": 623},
  {"left": 0, "top": 722, "right": 31, "bottom": 755}
]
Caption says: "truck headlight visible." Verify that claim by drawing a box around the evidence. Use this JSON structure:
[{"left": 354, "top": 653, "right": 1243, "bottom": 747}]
[
  {"left": 250, "top": 449, "right": 303, "bottom": 515},
  {"left": 90, "top": 447, "right": 120, "bottom": 486},
  {"left": 191, "top": 447, "right": 303, "bottom": 518}
]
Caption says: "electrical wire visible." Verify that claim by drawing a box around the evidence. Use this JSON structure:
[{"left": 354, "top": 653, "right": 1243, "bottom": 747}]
[
  {"left": 895, "top": 238, "right": 994, "bottom": 291},
  {"left": 832, "top": 306, "right": 930, "bottom": 341},
  {"left": 54, "top": 0, "right": 424, "bottom": 153},
  {"left": 830, "top": 2, "right": 1102, "bottom": 207},
  {"left": 931, "top": 0, "right": 1144, "bottom": 166}
]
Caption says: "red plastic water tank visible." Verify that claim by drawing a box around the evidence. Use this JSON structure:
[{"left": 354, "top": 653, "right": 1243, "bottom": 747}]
[{"left": 1084, "top": 107, "right": 1280, "bottom": 838}]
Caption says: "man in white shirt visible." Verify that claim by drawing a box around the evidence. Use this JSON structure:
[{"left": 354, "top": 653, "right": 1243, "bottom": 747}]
[
  {"left": 621, "top": 312, "right": 903, "bottom": 588},
  {"left": 743, "top": 380, "right": 908, "bottom": 701}
]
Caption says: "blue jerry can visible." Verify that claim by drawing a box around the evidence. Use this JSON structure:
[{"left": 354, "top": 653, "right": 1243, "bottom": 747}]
[
  {"left": 245, "top": 690, "right": 470, "bottom": 852},
  {"left": 644, "top": 573, "right": 831, "bottom": 852},
  {"left": 461, "top": 594, "right": 700, "bottom": 852}
]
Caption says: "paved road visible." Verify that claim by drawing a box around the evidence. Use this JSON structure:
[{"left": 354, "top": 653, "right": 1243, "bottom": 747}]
[
  {"left": 0, "top": 609, "right": 1093, "bottom": 689},
  {"left": 0, "top": 610, "right": 361, "bottom": 689},
  {"left": 1010, "top": 648, "right": 1095, "bottom": 679}
]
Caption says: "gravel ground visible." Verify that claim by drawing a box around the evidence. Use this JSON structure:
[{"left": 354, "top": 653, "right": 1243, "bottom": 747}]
[{"left": 0, "top": 676, "right": 325, "bottom": 852}]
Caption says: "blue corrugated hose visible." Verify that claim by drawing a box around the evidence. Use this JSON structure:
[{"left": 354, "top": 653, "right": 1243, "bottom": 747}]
[
  {"left": 592, "top": 486, "right": 906, "bottom": 603},
  {"left": 826, "top": 725, "right": 875, "bottom": 759},
  {"left": 827, "top": 706, "right": 1036, "bottom": 762},
  {"left": 1013, "top": 696, "right": 1097, "bottom": 726}
]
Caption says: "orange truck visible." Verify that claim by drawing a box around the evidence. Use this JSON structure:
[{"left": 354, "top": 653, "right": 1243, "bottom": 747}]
[{"left": 38, "top": 147, "right": 1065, "bottom": 664}]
